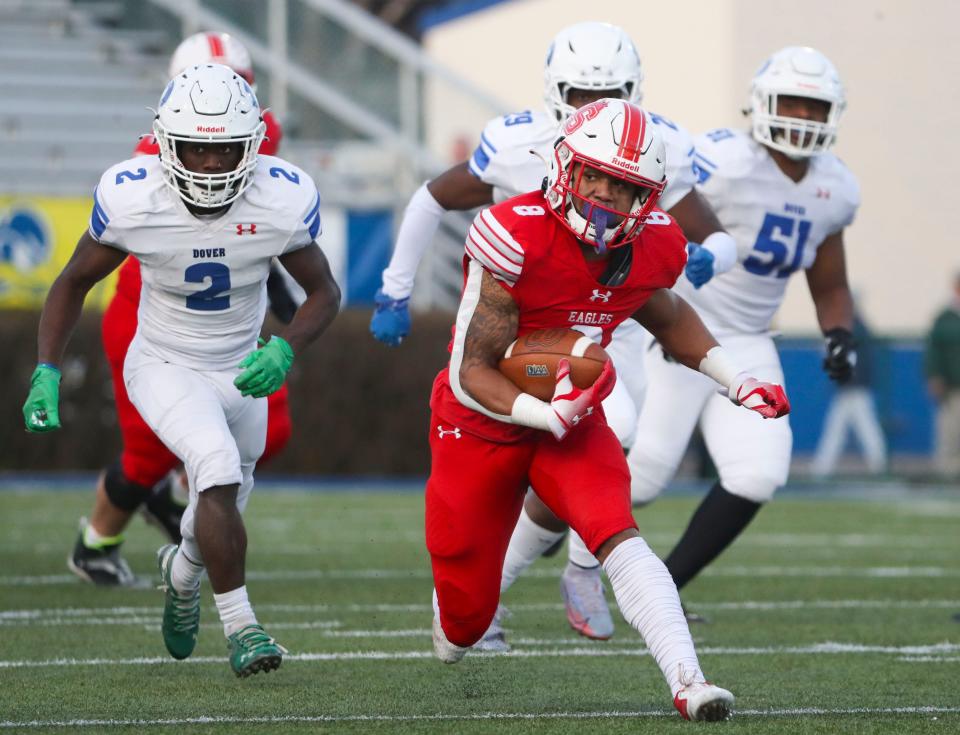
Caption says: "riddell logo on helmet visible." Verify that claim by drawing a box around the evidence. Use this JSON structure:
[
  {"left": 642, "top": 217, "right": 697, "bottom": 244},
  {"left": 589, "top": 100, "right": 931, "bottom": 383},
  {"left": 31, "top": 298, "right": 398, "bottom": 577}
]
[
  {"left": 612, "top": 157, "right": 641, "bottom": 172},
  {"left": 196, "top": 126, "right": 226, "bottom": 133}
]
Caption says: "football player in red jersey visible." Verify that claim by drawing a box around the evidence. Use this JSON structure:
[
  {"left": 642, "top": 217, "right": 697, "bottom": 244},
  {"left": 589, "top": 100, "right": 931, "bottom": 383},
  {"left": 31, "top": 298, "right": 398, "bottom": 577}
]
[
  {"left": 68, "top": 32, "right": 293, "bottom": 586},
  {"left": 426, "top": 100, "right": 789, "bottom": 722}
]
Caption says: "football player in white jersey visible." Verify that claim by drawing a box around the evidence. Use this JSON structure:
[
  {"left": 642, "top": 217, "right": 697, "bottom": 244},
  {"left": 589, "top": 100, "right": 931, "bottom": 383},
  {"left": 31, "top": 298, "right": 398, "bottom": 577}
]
[
  {"left": 21, "top": 64, "right": 341, "bottom": 677},
  {"left": 628, "top": 47, "right": 859, "bottom": 607},
  {"left": 371, "top": 21, "right": 737, "bottom": 647}
]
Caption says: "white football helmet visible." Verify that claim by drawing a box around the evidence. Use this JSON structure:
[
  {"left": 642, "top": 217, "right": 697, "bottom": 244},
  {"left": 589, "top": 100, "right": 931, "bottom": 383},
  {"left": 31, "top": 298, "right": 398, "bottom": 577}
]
[
  {"left": 543, "top": 22, "right": 643, "bottom": 123},
  {"left": 749, "top": 46, "right": 845, "bottom": 158},
  {"left": 169, "top": 32, "right": 255, "bottom": 87},
  {"left": 153, "top": 64, "right": 266, "bottom": 209},
  {"left": 545, "top": 98, "right": 665, "bottom": 252}
]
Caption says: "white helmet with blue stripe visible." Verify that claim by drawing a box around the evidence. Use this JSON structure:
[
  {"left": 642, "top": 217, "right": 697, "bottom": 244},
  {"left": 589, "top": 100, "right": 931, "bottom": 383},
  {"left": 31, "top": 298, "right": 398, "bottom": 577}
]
[{"left": 153, "top": 63, "right": 266, "bottom": 208}]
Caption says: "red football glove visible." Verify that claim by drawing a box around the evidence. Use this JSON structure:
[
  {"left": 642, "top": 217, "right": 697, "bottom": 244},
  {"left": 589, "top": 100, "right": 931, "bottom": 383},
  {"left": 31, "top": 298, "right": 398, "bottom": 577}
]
[
  {"left": 729, "top": 373, "right": 790, "bottom": 419},
  {"left": 546, "top": 358, "right": 616, "bottom": 440}
]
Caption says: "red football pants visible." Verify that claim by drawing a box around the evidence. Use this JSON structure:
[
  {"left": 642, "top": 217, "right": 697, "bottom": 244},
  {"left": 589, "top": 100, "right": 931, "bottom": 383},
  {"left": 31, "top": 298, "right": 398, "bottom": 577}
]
[
  {"left": 101, "top": 294, "right": 292, "bottom": 488},
  {"left": 425, "top": 412, "right": 636, "bottom": 647}
]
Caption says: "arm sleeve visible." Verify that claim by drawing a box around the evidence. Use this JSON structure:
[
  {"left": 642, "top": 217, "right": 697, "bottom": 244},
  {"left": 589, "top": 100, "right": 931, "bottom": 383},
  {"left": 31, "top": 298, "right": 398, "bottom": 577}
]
[{"left": 380, "top": 182, "right": 447, "bottom": 300}]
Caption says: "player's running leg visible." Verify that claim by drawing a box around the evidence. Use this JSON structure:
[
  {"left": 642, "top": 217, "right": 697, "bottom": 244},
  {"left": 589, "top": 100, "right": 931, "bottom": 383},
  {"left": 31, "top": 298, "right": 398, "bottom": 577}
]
[
  {"left": 425, "top": 414, "right": 532, "bottom": 661},
  {"left": 664, "top": 335, "right": 791, "bottom": 592},
  {"left": 533, "top": 415, "right": 733, "bottom": 720}
]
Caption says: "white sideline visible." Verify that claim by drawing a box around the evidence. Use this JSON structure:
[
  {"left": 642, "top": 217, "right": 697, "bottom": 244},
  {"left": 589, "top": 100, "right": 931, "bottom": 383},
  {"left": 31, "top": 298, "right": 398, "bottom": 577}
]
[
  {"left": 3, "top": 566, "right": 959, "bottom": 586},
  {"left": 1, "top": 706, "right": 959, "bottom": 728},
  {"left": 1, "top": 642, "right": 958, "bottom": 669}
]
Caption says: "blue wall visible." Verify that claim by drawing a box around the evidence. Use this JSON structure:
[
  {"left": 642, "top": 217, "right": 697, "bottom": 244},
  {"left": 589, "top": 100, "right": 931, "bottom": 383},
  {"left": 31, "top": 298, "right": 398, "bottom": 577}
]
[{"left": 779, "top": 338, "right": 932, "bottom": 454}]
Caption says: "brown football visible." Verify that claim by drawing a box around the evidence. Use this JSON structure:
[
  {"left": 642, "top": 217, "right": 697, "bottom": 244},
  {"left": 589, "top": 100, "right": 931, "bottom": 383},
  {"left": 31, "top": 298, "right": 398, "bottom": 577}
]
[{"left": 498, "top": 328, "right": 609, "bottom": 401}]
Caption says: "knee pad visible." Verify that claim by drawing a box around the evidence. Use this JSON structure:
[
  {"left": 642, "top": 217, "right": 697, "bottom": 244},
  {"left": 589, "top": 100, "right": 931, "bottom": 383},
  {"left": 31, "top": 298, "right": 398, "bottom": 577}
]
[
  {"left": 103, "top": 460, "right": 154, "bottom": 512},
  {"left": 720, "top": 472, "right": 782, "bottom": 504},
  {"left": 627, "top": 451, "right": 673, "bottom": 506},
  {"left": 193, "top": 448, "right": 242, "bottom": 493}
]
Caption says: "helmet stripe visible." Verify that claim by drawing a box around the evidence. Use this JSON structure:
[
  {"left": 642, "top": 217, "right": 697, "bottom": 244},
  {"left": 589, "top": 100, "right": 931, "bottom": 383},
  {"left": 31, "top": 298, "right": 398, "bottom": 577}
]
[
  {"left": 617, "top": 103, "right": 645, "bottom": 162},
  {"left": 206, "top": 33, "right": 225, "bottom": 59}
]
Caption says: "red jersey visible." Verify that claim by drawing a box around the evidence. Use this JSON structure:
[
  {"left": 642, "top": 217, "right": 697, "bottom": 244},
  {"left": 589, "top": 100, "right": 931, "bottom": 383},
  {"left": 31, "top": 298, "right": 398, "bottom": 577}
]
[
  {"left": 431, "top": 190, "right": 687, "bottom": 443},
  {"left": 119, "top": 110, "right": 285, "bottom": 303}
]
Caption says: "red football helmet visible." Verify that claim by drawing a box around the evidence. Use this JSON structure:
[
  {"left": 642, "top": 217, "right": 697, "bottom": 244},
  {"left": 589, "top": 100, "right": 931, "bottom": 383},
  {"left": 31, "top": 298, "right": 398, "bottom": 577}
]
[{"left": 545, "top": 98, "right": 666, "bottom": 251}]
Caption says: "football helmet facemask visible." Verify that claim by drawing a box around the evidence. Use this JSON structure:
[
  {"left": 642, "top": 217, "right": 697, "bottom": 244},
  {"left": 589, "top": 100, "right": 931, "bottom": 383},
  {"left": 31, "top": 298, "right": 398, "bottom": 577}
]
[
  {"left": 545, "top": 98, "right": 666, "bottom": 253},
  {"left": 543, "top": 22, "right": 643, "bottom": 123},
  {"left": 169, "top": 32, "right": 255, "bottom": 88},
  {"left": 153, "top": 64, "right": 266, "bottom": 209},
  {"left": 749, "top": 46, "right": 845, "bottom": 158}
]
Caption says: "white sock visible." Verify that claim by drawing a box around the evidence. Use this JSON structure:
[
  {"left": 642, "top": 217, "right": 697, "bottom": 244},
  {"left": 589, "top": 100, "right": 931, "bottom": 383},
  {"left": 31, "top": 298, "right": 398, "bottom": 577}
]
[
  {"left": 170, "top": 547, "right": 203, "bottom": 592},
  {"left": 214, "top": 586, "right": 258, "bottom": 638},
  {"left": 501, "top": 505, "right": 568, "bottom": 593},
  {"left": 568, "top": 529, "right": 600, "bottom": 569},
  {"left": 603, "top": 536, "right": 704, "bottom": 697}
]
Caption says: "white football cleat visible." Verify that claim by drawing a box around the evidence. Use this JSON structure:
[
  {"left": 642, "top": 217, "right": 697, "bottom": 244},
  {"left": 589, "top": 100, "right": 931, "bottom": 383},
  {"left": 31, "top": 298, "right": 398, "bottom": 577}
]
[
  {"left": 432, "top": 616, "right": 468, "bottom": 664},
  {"left": 472, "top": 604, "right": 511, "bottom": 653},
  {"left": 560, "top": 562, "right": 614, "bottom": 640},
  {"left": 673, "top": 681, "right": 734, "bottom": 721}
]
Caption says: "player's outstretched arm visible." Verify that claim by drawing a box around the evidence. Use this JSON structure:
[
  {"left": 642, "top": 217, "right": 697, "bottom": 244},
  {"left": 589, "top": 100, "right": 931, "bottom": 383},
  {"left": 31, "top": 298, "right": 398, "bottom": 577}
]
[
  {"left": 24, "top": 231, "right": 127, "bottom": 431},
  {"left": 806, "top": 231, "right": 856, "bottom": 383},
  {"left": 235, "top": 243, "right": 340, "bottom": 399},
  {"left": 371, "top": 163, "right": 495, "bottom": 346},
  {"left": 634, "top": 289, "right": 789, "bottom": 418}
]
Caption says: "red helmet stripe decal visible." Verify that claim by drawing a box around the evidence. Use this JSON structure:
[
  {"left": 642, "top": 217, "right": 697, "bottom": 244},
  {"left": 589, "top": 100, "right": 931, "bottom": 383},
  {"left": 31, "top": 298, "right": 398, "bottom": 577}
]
[
  {"left": 206, "top": 33, "right": 225, "bottom": 60},
  {"left": 617, "top": 104, "right": 646, "bottom": 162}
]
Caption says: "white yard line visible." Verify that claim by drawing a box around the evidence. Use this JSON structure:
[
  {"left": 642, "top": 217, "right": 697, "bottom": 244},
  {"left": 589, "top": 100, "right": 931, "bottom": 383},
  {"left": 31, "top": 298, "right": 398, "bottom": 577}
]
[
  {"left": 3, "top": 598, "right": 958, "bottom": 622},
  {"left": 1, "top": 706, "right": 958, "bottom": 728},
  {"left": 3, "top": 566, "right": 958, "bottom": 587},
  {"left": 1, "top": 642, "right": 958, "bottom": 669}
]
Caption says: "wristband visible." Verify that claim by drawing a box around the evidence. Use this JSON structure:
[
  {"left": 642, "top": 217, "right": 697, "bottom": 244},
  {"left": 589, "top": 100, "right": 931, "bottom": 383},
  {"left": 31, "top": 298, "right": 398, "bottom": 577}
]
[
  {"left": 510, "top": 393, "right": 554, "bottom": 431},
  {"left": 698, "top": 346, "right": 742, "bottom": 392}
]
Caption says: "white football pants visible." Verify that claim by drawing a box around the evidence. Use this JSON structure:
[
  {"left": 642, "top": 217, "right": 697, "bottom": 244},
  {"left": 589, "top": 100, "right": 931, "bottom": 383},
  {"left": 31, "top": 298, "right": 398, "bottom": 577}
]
[
  {"left": 628, "top": 332, "right": 792, "bottom": 505},
  {"left": 124, "top": 336, "right": 267, "bottom": 561}
]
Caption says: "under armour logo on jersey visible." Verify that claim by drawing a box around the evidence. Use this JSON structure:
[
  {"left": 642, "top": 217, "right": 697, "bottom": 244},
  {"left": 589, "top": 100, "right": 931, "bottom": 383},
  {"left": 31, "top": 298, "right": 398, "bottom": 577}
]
[
  {"left": 816, "top": 188, "right": 831, "bottom": 199},
  {"left": 437, "top": 425, "right": 462, "bottom": 439},
  {"left": 236, "top": 224, "right": 257, "bottom": 235},
  {"left": 571, "top": 407, "right": 594, "bottom": 426},
  {"left": 589, "top": 289, "right": 612, "bottom": 303}
]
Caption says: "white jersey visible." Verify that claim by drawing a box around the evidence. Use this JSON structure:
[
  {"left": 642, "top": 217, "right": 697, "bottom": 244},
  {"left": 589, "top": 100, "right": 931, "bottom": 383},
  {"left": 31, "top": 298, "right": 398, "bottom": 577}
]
[
  {"left": 677, "top": 128, "right": 860, "bottom": 336},
  {"left": 468, "top": 108, "right": 697, "bottom": 210},
  {"left": 90, "top": 154, "right": 321, "bottom": 370}
]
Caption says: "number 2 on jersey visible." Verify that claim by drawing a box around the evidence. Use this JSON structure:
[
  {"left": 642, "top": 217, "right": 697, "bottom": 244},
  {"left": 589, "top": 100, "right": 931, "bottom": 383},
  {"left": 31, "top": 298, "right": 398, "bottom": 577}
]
[
  {"left": 185, "top": 262, "right": 231, "bottom": 311},
  {"left": 743, "top": 213, "right": 812, "bottom": 279}
]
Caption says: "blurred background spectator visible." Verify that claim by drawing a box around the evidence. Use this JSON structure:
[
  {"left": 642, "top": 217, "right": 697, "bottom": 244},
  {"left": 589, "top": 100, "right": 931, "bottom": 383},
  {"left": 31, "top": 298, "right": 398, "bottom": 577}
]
[{"left": 925, "top": 273, "right": 960, "bottom": 478}]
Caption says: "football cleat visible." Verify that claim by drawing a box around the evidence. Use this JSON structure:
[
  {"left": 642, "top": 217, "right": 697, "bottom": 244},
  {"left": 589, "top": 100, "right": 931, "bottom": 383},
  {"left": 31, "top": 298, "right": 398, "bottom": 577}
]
[
  {"left": 157, "top": 544, "right": 200, "bottom": 660},
  {"left": 674, "top": 682, "right": 735, "bottom": 721},
  {"left": 432, "top": 616, "right": 468, "bottom": 664},
  {"left": 560, "top": 562, "right": 614, "bottom": 640},
  {"left": 228, "top": 624, "right": 286, "bottom": 678},
  {"left": 472, "top": 605, "right": 511, "bottom": 653},
  {"left": 67, "top": 520, "right": 135, "bottom": 587},
  {"left": 141, "top": 472, "right": 188, "bottom": 544}
]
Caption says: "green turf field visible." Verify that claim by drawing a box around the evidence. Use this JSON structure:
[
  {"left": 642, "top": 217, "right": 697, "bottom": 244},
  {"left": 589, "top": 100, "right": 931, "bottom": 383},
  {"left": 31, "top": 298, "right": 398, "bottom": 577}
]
[{"left": 1, "top": 485, "right": 958, "bottom": 734}]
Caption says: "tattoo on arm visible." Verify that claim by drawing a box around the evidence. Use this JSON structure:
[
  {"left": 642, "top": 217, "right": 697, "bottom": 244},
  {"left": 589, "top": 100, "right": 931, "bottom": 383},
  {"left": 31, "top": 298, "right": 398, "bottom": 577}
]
[{"left": 462, "top": 270, "right": 518, "bottom": 372}]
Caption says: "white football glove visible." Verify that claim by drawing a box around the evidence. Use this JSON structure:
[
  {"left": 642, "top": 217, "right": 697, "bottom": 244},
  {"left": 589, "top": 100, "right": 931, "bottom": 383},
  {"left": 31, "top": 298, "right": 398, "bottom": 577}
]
[
  {"left": 545, "top": 358, "right": 616, "bottom": 440},
  {"left": 728, "top": 373, "right": 790, "bottom": 419}
]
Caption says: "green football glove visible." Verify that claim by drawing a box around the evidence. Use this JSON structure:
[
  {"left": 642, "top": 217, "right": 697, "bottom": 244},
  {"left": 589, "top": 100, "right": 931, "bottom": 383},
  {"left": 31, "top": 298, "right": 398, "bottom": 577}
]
[
  {"left": 234, "top": 336, "right": 294, "bottom": 398},
  {"left": 23, "top": 364, "right": 62, "bottom": 433}
]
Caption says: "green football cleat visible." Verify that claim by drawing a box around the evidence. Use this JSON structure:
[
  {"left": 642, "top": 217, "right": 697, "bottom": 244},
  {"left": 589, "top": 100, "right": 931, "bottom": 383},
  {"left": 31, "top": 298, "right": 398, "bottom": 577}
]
[
  {"left": 228, "top": 624, "right": 286, "bottom": 678},
  {"left": 157, "top": 544, "right": 200, "bottom": 660}
]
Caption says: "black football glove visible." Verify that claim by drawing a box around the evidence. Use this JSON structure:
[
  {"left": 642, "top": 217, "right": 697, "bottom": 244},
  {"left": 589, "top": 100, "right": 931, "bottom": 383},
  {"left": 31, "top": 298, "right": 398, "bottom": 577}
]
[{"left": 823, "top": 327, "right": 857, "bottom": 384}]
